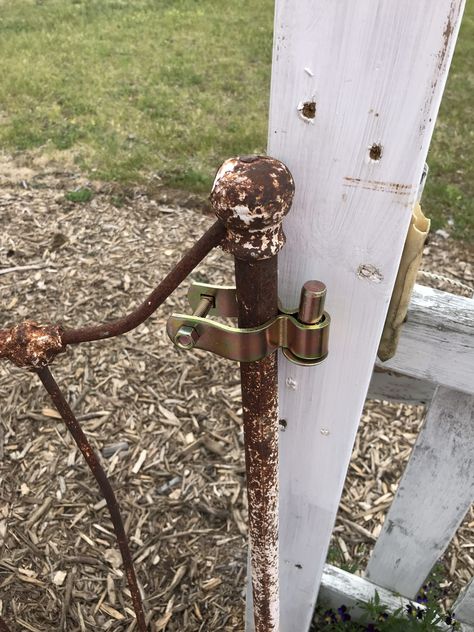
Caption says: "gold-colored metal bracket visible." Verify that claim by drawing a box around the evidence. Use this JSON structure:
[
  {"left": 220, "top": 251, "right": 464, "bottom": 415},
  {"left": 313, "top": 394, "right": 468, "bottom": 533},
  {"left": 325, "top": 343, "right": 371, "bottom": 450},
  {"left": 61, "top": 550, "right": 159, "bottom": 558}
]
[{"left": 166, "top": 282, "right": 330, "bottom": 366}]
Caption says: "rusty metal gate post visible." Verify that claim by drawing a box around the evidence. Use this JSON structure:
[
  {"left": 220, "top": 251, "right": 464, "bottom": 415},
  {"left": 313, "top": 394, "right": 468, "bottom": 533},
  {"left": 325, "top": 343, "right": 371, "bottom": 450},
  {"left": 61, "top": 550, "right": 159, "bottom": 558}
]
[{"left": 210, "top": 156, "right": 295, "bottom": 632}]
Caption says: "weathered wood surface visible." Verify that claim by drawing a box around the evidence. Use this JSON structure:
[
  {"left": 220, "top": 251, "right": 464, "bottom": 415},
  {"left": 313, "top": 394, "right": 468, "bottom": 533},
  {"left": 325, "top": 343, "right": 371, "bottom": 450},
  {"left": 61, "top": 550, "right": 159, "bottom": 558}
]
[
  {"left": 455, "top": 579, "right": 474, "bottom": 628},
  {"left": 378, "top": 285, "right": 473, "bottom": 395},
  {"left": 368, "top": 368, "right": 436, "bottom": 404},
  {"left": 255, "top": 1, "right": 467, "bottom": 629},
  {"left": 366, "top": 387, "right": 474, "bottom": 598},
  {"left": 318, "top": 564, "right": 472, "bottom": 632}
]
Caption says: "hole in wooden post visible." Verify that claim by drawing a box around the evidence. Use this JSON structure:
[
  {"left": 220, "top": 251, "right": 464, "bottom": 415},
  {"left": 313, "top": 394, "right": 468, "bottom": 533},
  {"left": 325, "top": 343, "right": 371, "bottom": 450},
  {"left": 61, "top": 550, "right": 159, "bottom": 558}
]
[
  {"left": 302, "top": 101, "right": 316, "bottom": 119},
  {"left": 279, "top": 418, "right": 287, "bottom": 431},
  {"left": 297, "top": 100, "right": 317, "bottom": 123},
  {"left": 369, "top": 143, "right": 383, "bottom": 161}
]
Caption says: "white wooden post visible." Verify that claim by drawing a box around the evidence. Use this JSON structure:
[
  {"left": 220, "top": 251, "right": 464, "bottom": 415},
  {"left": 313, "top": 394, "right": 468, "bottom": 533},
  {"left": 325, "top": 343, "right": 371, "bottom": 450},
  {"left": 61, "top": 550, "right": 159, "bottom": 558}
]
[
  {"left": 366, "top": 387, "right": 474, "bottom": 598},
  {"left": 246, "top": 2, "right": 467, "bottom": 630}
]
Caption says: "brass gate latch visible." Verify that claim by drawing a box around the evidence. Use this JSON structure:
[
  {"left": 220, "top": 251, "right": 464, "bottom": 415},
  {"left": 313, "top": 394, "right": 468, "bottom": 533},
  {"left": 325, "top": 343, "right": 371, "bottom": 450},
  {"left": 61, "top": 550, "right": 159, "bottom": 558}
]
[{"left": 167, "top": 280, "right": 330, "bottom": 366}]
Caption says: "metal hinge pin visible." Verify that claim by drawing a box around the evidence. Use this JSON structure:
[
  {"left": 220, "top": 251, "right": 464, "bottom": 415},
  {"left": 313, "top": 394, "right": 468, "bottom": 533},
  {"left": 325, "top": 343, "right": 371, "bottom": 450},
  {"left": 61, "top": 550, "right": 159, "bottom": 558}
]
[{"left": 298, "top": 280, "right": 326, "bottom": 325}]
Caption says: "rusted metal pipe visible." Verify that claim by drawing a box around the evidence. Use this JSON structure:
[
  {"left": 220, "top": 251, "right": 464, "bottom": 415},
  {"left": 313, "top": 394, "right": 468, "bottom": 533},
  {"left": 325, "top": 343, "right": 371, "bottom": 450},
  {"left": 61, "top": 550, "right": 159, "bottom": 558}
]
[
  {"left": 60, "top": 219, "right": 225, "bottom": 345},
  {"left": 36, "top": 366, "right": 149, "bottom": 632},
  {"left": 211, "top": 155, "right": 295, "bottom": 632}
]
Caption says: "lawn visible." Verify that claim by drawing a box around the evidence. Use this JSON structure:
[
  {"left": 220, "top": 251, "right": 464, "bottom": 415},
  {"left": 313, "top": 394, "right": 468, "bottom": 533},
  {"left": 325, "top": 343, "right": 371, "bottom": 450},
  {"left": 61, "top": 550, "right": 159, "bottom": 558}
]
[{"left": 0, "top": 0, "right": 472, "bottom": 240}]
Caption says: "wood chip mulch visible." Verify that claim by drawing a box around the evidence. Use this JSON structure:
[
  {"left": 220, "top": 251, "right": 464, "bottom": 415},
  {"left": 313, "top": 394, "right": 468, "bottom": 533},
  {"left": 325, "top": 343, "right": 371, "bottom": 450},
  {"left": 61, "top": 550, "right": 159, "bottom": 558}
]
[{"left": 0, "top": 163, "right": 472, "bottom": 630}]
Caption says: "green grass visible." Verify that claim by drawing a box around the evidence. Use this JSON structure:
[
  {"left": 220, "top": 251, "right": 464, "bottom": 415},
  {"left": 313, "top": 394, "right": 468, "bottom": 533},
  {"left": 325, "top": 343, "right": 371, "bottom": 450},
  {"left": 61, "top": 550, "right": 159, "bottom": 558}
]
[
  {"left": 65, "top": 187, "right": 94, "bottom": 203},
  {"left": 424, "top": 5, "right": 473, "bottom": 241},
  {"left": 0, "top": 0, "right": 273, "bottom": 189},
  {"left": 0, "top": 0, "right": 472, "bottom": 240}
]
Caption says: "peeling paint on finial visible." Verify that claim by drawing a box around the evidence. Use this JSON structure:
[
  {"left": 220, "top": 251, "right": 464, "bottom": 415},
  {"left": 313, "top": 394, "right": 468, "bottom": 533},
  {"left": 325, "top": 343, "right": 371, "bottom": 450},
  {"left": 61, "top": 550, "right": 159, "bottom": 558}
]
[{"left": 210, "top": 155, "right": 295, "bottom": 261}]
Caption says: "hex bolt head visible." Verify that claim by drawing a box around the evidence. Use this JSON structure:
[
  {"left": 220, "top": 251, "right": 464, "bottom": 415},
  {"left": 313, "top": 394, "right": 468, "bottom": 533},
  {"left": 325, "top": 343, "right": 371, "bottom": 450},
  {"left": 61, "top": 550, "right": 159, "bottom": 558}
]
[
  {"left": 175, "top": 325, "right": 200, "bottom": 350},
  {"left": 210, "top": 155, "right": 295, "bottom": 261}
]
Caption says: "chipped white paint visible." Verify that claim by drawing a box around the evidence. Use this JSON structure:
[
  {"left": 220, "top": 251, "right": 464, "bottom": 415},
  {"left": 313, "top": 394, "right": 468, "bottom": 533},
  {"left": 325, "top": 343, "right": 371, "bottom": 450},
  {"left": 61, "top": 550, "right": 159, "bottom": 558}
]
[
  {"left": 357, "top": 264, "right": 384, "bottom": 283},
  {"left": 245, "top": 1, "right": 467, "bottom": 630},
  {"left": 379, "top": 284, "right": 474, "bottom": 394},
  {"left": 366, "top": 387, "right": 474, "bottom": 598},
  {"left": 212, "top": 157, "right": 239, "bottom": 189},
  {"left": 234, "top": 204, "right": 254, "bottom": 225}
]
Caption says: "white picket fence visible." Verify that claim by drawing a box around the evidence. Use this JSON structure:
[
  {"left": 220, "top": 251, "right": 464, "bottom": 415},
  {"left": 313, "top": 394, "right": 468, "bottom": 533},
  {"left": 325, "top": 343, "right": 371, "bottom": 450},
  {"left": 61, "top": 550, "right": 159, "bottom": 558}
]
[
  {"left": 321, "top": 285, "right": 474, "bottom": 630},
  {"left": 245, "top": 1, "right": 472, "bottom": 630}
]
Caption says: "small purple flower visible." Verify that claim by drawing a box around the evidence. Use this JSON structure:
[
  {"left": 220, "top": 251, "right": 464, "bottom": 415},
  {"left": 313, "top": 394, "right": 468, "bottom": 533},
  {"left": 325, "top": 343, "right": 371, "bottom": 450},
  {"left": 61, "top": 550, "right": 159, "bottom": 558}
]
[{"left": 337, "top": 605, "right": 351, "bottom": 622}]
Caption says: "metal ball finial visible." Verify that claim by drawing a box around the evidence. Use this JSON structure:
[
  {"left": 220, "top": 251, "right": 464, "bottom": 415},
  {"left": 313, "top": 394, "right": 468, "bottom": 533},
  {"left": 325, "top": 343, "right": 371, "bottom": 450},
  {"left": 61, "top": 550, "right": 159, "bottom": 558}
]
[{"left": 210, "top": 155, "right": 295, "bottom": 260}]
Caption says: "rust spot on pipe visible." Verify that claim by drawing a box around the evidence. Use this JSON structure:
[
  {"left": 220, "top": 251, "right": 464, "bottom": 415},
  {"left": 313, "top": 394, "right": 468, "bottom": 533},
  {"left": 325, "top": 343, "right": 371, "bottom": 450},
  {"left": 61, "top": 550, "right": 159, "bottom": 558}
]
[{"left": 0, "top": 321, "right": 65, "bottom": 368}]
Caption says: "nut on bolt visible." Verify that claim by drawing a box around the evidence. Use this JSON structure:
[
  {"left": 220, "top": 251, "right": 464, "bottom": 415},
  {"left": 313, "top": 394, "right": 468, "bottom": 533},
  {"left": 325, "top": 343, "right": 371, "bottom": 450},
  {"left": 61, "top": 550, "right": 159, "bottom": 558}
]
[
  {"left": 175, "top": 325, "right": 200, "bottom": 350},
  {"left": 174, "top": 295, "right": 214, "bottom": 350}
]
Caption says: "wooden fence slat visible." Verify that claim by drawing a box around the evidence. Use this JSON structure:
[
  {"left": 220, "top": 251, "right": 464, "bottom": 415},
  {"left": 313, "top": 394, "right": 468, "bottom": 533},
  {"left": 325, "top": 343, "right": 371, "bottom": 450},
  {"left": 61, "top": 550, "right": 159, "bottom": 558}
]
[
  {"left": 454, "top": 579, "right": 474, "bottom": 628},
  {"left": 253, "top": 1, "right": 466, "bottom": 630},
  {"left": 366, "top": 387, "right": 474, "bottom": 598},
  {"left": 378, "top": 285, "right": 473, "bottom": 394},
  {"left": 368, "top": 369, "right": 436, "bottom": 404},
  {"left": 318, "top": 564, "right": 473, "bottom": 632}
]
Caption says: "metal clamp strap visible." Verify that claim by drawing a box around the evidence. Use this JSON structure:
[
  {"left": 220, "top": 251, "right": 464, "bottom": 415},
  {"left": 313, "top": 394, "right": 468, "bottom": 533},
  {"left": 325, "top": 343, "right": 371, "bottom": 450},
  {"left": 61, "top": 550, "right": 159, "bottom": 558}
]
[{"left": 166, "top": 282, "right": 330, "bottom": 366}]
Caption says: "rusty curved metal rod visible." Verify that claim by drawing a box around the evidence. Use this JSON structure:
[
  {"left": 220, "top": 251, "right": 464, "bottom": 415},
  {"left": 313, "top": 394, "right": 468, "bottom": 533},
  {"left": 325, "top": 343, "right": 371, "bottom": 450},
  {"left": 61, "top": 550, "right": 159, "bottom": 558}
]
[
  {"left": 36, "top": 366, "right": 149, "bottom": 632},
  {"left": 61, "top": 219, "right": 225, "bottom": 345},
  {"left": 0, "top": 616, "right": 12, "bottom": 632}
]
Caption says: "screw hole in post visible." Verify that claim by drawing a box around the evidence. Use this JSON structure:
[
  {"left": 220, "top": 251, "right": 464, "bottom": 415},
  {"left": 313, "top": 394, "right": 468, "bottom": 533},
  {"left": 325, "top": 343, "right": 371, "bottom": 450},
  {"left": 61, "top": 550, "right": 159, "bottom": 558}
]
[
  {"left": 297, "top": 100, "right": 316, "bottom": 123},
  {"left": 369, "top": 143, "right": 383, "bottom": 161}
]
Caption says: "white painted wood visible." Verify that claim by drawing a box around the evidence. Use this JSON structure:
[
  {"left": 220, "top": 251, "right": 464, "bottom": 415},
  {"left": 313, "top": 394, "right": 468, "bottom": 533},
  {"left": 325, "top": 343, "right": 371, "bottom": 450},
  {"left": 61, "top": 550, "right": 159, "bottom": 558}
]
[
  {"left": 250, "top": 2, "right": 467, "bottom": 630},
  {"left": 319, "top": 564, "right": 467, "bottom": 632},
  {"left": 454, "top": 579, "right": 474, "bottom": 627},
  {"left": 368, "top": 368, "right": 436, "bottom": 404},
  {"left": 366, "top": 387, "right": 474, "bottom": 598},
  {"left": 378, "top": 285, "right": 473, "bottom": 394}
]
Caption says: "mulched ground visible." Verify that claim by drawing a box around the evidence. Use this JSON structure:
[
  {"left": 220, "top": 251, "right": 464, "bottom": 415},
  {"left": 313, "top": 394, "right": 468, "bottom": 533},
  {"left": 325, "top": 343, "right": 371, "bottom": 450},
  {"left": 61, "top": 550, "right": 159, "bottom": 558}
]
[{"left": 0, "top": 159, "right": 472, "bottom": 631}]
